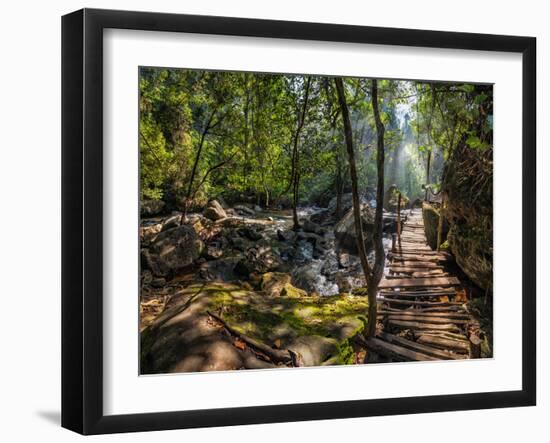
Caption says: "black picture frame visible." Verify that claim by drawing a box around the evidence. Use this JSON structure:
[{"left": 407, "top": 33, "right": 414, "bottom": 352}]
[{"left": 62, "top": 8, "right": 536, "bottom": 435}]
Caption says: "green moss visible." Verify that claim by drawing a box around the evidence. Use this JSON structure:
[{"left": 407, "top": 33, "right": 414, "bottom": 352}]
[
  {"left": 143, "top": 281, "right": 372, "bottom": 371},
  {"left": 280, "top": 283, "right": 308, "bottom": 298}
]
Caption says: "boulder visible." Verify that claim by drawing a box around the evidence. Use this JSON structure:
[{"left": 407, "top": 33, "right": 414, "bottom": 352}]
[
  {"left": 327, "top": 193, "right": 354, "bottom": 216},
  {"left": 309, "top": 209, "right": 330, "bottom": 225},
  {"left": 140, "top": 222, "right": 162, "bottom": 246},
  {"left": 143, "top": 225, "right": 204, "bottom": 276},
  {"left": 287, "top": 336, "right": 339, "bottom": 367},
  {"left": 296, "top": 231, "right": 324, "bottom": 246},
  {"left": 260, "top": 272, "right": 291, "bottom": 296},
  {"left": 204, "top": 243, "right": 224, "bottom": 260},
  {"left": 203, "top": 199, "right": 227, "bottom": 221},
  {"left": 277, "top": 229, "right": 295, "bottom": 242},
  {"left": 234, "top": 204, "right": 255, "bottom": 216},
  {"left": 199, "top": 257, "right": 240, "bottom": 281},
  {"left": 334, "top": 204, "right": 375, "bottom": 253},
  {"left": 292, "top": 266, "right": 319, "bottom": 293},
  {"left": 447, "top": 223, "right": 492, "bottom": 291},
  {"left": 161, "top": 214, "right": 181, "bottom": 232},
  {"left": 237, "top": 226, "right": 263, "bottom": 241},
  {"left": 141, "top": 199, "right": 165, "bottom": 217},
  {"left": 140, "top": 282, "right": 369, "bottom": 373},
  {"left": 234, "top": 259, "right": 255, "bottom": 278},
  {"left": 302, "top": 219, "right": 323, "bottom": 235},
  {"left": 260, "top": 272, "right": 308, "bottom": 298}
]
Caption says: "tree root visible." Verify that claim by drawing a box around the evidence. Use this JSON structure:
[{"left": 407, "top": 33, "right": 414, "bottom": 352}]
[{"left": 206, "top": 310, "right": 302, "bottom": 367}]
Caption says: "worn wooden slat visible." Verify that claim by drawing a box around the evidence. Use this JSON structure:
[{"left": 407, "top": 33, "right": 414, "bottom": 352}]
[
  {"left": 379, "top": 293, "right": 456, "bottom": 300},
  {"left": 384, "top": 314, "right": 470, "bottom": 324},
  {"left": 392, "top": 256, "right": 441, "bottom": 263},
  {"left": 387, "top": 319, "right": 461, "bottom": 332},
  {"left": 377, "top": 332, "right": 465, "bottom": 360},
  {"left": 365, "top": 337, "right": 437, "bottom": 362},
  {"left": 379, "top": 310, "right": 470, "bottom": 320},
  {"left": 417, "top": 334, "right": 470, "bottom": 353},
  {"left": 393, "top": 262, "right": 444, "bottom": 269},
  {"left": 378, "top": 297, "right": 462, "bottom": 307},
  {"left": 393, "top": 251, "right": 447, "bottom": 257},
  {"left": 390, "top": 266, "right": 444, "bottom": 273},
  {"left": 387, "top": 273, "right": 450, "bottom": 279},
  {"left": 414, "top": 306, "right": 467, "bottom": 313},
  {"left": 379, "top": 276, "right": 460, "bottom": 289},
  {"left": 379, "top": 288, "right": 456, "bottom": 295}
]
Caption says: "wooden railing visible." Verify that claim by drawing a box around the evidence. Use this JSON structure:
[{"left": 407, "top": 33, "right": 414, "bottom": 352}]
[{"left": 392, "top": 190, "right": 403, "bottom": 253}]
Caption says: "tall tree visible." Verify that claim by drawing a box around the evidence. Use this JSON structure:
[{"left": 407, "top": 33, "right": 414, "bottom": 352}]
[
  {"left": 370, "top": 79, "right": 386, "bottom": 305},
  {"left": 290, "top": 76, "right": 312, "bottom": 230},
  {"left": 334, "top": 77, "right": 385, "bottom": 339}
]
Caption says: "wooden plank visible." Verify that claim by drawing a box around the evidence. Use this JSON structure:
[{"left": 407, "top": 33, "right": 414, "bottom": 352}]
[
  {"left": 388, "top": 271, "right": 446, "bottom": 277},
  {"left": 365, "top": 337, "right": 437, "bottom": 362},
  {"left": 384, "top": 314, "right": 470, "bottom": 325},
  {"left": 378, "top": 276, "right": 460, "bottom": 289},
  {"left": 386, "top": 273, "right": 450, "bottom": 279},
  {"left": 379, "top": 292, "right": 456, "bottom": 299},
  {"left": 390, "top": 266, "right": 444, "bottom": 272},
  {"left": 387, "top": 319, "right": 461, "bottom": 333},
  {"left": 379, "top": 310, "right": 471, "bottom": 320},
  {"left": 391, "top": 256, "right": 441, "bottom": 263},
  {"left": 392, "top": 251, "right": 446, "bottom": 257},
  {"left": 377, "top": 332, "right": 466, "bottom": 360},
  {"left": 379, "top": 288, "right": 455, "bottom": 295},
  {"left": 412, "top": 271, "right": 447, "bottom": 278},
  {"left": 417, "top": 334, "right": 470, "bottom": 353},
  {"left": 378, "top": 297, "right": 463, "bottom": 307},
  {"left": 392, "top": 262, "right": 444, "bottom": 269},
  {"left": 415, "top": 306, "right": 467, "bottom": 313}
]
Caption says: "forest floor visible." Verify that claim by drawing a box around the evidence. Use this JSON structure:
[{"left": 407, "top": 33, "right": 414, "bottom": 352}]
[{"left": 139, "top": 200, "right": 491, "bottom": 373}]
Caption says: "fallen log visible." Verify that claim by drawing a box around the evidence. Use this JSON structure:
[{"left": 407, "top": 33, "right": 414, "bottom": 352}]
[{"left": 207, "top": 310, "right": 300, "bottom": 366}]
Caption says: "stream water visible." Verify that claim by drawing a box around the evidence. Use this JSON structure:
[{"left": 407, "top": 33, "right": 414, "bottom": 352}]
[{"left": 261, "top": 206, "right": 394, "bottom": 296}]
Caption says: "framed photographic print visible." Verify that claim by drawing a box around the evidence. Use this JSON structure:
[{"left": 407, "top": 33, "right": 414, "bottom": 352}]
[{"left": 61, "top": 8, "right": 536, "bottom": 435}]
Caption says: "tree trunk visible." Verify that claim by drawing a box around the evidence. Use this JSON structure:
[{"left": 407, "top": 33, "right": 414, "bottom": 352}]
[
  {"left": 291, "top": 76, "right": 312, "bottom": 230},
  {"left": 182, "top": 108, "right": 217, "bottom": 220},
  {"left": 425, "top": 149, "right": 431, "bottom": 200},
  {"left": 367, "top": 79, "right": 387, "bottom": 338},
  {"left": 334, "top": 141, "right": 345, "bottom": 219},
  {"left": 334, "top": 78, "right": 372, "bottom": 288}
]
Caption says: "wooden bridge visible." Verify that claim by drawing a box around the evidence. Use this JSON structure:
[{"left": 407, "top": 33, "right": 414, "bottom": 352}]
[{"left": 365, "top": 209, "right": 481, "bottom": 362}]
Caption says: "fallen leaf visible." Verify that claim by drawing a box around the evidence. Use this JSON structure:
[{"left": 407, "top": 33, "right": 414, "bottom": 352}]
[{"left": 234, "top": 339, "right": 246, "bottom": 350}]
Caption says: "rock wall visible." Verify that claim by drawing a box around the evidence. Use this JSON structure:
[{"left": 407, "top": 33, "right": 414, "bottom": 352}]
[{"left": 443, "top": 142, "right": 493, "bottom": 292}]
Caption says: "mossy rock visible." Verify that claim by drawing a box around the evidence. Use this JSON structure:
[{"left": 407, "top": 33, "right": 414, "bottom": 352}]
[{"left": 140, "top": 282, "right": 370, "bottom": 373}]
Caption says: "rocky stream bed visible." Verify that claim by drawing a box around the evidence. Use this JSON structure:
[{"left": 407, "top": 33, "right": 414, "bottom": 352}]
[{"left": 140, "top": 196, "right": 404, "bottom": 373}]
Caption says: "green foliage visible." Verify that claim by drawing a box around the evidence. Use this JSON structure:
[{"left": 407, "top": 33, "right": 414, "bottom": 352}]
[{"left": 138, "top": 68, "right": 492, "bottom": 213}]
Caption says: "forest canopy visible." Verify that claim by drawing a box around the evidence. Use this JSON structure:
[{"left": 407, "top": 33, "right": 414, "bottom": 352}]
[{"left": 139, "top": 67, "right": 492, "bottom": 212}]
